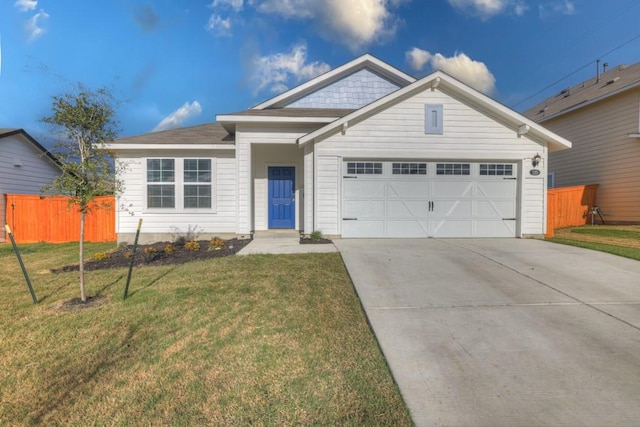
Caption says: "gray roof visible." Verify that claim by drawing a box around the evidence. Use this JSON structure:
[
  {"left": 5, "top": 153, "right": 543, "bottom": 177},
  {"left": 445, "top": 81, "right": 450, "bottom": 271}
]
[
  {"left": 220, "top": 107, "right": 356, "bottom": 118},
  {"left": 115, "top": 122, "right": 233, "bottom": 145},
  {"left": 524, "top": 62, "right": 640, "bottom": 122}
]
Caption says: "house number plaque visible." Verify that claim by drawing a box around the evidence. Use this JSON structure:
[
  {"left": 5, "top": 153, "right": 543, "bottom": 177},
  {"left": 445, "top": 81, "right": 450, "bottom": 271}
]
[{"left": 530, "top": 169, "right": 541, "bottom": 176}]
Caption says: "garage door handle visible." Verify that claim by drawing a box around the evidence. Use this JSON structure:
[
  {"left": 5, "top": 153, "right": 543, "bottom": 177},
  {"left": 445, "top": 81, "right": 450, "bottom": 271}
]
[{"left": 343, "top": 218, "right": 358, "bottom": 221}]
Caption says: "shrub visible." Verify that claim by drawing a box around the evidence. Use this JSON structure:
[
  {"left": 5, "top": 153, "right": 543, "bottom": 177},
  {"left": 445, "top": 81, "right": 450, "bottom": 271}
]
[
  {"left": 310, "top": 230, "right": 324, "bottom": 241},
  {"left": 143, "top": 246, "right": 158, "bottom": 262},
  {"left": 208, "top": 237, "right": 225, "bottom": 251},
  {"left": 93, "top": 251, "right": 109, "bottom": 261},
  {"left": 184, "top": 240, "right": 201, "bottom": 252},
  {"left": 123, "top": 251, "right": 133, "bottom": 258},
  {"left": 163, "top": 244, "right": 175, "bottom": 254}
]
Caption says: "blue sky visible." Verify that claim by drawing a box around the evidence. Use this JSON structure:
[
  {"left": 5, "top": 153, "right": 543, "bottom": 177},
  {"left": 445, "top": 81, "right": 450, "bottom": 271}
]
[{"left": 1, "top": 0, "right": 639, "bottom": 143}]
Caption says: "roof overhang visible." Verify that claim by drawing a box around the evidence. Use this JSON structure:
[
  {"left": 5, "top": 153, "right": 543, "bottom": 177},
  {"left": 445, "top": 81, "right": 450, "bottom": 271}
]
[
  {"left": 103, "top": 143, "right": 235, "bottom": 151},
  {"left": 298, "top": 71, "right": 572, "bottom": 153},
  {"left": 0, "top": 128, "right": 63, "bottom": 170}
]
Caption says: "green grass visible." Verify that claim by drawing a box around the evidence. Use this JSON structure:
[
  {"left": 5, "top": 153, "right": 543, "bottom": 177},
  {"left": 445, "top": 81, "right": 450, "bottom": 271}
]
[
  {"left": 548, "top": 225, "right": 640, "bottom": 261},
  {"left": 0, "top": 242, "right": 412, "bottom": 426},
  {"left": 570, "top": 228, "right": 640, "bottom": 240}
]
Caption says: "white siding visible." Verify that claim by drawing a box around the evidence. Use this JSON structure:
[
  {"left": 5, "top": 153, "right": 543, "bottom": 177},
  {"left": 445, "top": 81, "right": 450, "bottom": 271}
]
[
  {"left": 545, "top": 89, "right": 640, "bottom": 222},
  {"left": 115, "top": 150, "right": 237, "bottom": 240},
  {"left": 316, "top": 156, "right": 341, "bottom": 235},
  {"left": 303, "top": 145, "right": 314, "bottom": 233},
  {"left": 0, "top": 134, "right": 60, "bottom": 241},
  {"left": 314, "top": 87, "right": 548, "bottom": 236},
  {"left": 287, "top": 68, "right": 401, "bottom": 109}
]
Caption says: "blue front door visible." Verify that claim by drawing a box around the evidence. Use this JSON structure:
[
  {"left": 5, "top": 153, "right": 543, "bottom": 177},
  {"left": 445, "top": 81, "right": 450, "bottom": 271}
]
[{"left": 268, "top": 166, "right": 295, "bottom": 229}]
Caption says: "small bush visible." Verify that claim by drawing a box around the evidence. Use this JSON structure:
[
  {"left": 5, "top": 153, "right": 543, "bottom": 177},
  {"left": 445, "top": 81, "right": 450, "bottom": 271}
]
[
  {"left": 143, "top": 246, "right": 158, "bottom": 262},
  {"left": 310, "top": 230, "right": 324, "bottom": 241},
  {"left": 184, "top": 240, "right": 201, "bottom": 252},
  {"left": 93, "top": 251, "right": 109, "bottom": 261},
  {"left": 123, "top": 251, "right": 133, "bottom": 258},
  {"left": 208, "top": 237, "right": 225, "bottom": 251},
  {"left": 163, "top": 244, "right": 175, "bottom": 254}
]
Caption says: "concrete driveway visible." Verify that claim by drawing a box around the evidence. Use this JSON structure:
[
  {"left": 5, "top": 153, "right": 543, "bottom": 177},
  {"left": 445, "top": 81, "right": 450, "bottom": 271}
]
[{"left": 334, "top": 239, "right": 640, "bottom": 427}]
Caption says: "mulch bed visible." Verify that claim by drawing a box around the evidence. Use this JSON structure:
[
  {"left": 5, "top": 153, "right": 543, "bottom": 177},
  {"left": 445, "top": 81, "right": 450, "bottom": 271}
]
[
  {"left": 300, "top": 237, "right": 333, "bottom": 244},
  {"left": 53, "top": 295, "right": 110, "bottom": 311},
  {"left": 51, "top": 238, "right": 251, "bottom": 273}
]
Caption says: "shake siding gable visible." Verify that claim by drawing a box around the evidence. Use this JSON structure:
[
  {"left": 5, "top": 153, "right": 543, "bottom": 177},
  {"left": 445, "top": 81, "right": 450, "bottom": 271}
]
[
  {"left": 544, "top": 89, "right": 640, "bottom": 222},
  {"left": 286, "top": 68, "right": 401, "bottom": 109}
]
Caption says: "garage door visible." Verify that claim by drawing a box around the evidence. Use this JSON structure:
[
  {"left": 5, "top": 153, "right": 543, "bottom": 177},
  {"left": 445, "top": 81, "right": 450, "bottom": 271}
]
[{"left": 342, "top": 161, "right": 517, "bottom": 238}]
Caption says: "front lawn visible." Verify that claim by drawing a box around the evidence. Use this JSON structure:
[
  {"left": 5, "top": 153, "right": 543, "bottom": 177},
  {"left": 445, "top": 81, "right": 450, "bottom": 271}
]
[
  {"left": 0, "top": 242, "right": 412, "bottom": 426},
  {"left": 547, "top": 225, "right": 640, "bottom": 260}
]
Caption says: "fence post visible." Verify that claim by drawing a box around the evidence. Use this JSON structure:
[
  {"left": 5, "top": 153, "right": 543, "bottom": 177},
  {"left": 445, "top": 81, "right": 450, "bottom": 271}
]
[{"left": 5, "top": 225, "right": 37, "bottom": 304}]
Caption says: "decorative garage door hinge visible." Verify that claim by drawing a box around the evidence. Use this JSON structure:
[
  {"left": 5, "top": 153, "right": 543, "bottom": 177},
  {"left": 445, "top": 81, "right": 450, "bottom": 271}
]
[
  {"left": 503, "top": 177, "right": 517, "bottom": 180},
  {"left": 343, "top": 176, "right": 358, "bottom": 179},
  {"left": 502, "top": 218, "right": 517, "bottom": 220},
  {"left": 343, "top": 218, "right": 358, "bottom": 220}
]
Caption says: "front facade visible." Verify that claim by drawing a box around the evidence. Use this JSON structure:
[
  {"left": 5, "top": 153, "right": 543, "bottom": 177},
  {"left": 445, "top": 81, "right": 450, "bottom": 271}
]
[
  {"left": 0, "top": 129, "right": 61, "bottom": 242},
  {"left": 525, "top": 62, "right": 640, "bottom": 223},
  {"left": 109, "top": 55, "right": 571, "bottom": 243}
]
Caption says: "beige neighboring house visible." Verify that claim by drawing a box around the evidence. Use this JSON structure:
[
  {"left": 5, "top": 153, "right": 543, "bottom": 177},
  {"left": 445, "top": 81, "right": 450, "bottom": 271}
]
[
  {"left": 0, "top": 129, "right": 61, "bottom": 242},
  {"left": 525, "top": 62, "right": 640, "bottom": 223}
]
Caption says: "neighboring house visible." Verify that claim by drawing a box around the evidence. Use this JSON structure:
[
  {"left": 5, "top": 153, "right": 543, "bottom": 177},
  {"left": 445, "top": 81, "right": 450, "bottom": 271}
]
[
  {"left": 0, "top": 129, "right": 61, "bottom": 242},
  {"left": 107, "top": 54, "right": 571, "bottom": 244},
  {"left": 525, "top": 62, "right": 640, "bottom": 223}
]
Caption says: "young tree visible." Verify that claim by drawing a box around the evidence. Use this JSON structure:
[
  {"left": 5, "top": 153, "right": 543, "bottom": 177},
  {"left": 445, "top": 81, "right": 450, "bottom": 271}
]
[{"left": 42, "top": 84, "right": 122, "bottom": 302}]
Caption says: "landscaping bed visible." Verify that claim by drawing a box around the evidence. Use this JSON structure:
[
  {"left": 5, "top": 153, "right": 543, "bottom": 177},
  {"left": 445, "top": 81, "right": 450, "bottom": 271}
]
[{"left": 51, "top": 238, "right": 251, "bottom": 272}]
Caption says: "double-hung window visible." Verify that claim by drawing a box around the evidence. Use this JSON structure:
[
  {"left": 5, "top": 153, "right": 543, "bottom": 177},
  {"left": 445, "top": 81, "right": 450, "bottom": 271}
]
[
  {"left": 147, "top": 159, "right": 175, "bottom": 208},
  {"left": 184, "top": 159, "right": 212, "bottom": 208},
  {"left": 146, "top": 158, "right": 214, "bottom": 210}
]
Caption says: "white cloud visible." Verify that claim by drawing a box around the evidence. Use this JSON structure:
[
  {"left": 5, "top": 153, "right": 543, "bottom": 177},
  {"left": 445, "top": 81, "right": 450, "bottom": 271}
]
[
  {"left": 153, "top": 101, "right": 203, "bottom": 132},
  {"left": 447, "top": 0, "right": 528, "bottom": 20},
  {"left": 14, "top": 0, "right": 37, "bottom": 12},
  {"left": 25, "top": 9, "right": 49, "bottom": 42},
  {"left": 250, "top": 43, "right": 331, "bottom": 95},
  {"left": 206, "top": 14, "right": 233, "bottom": 36},
  {"left": 257, "top": 0, "right": 402, "bottom": 51},
  {"left": 211, "top": 0, "right": 245, "bottom": 12},
  {"left": 406, "top": 47, "right": 432, "bottom": 71},
  {"left": 539, "top": 0, "right": 576, "bottom": 17},
  {"left": 405, "top": 48, "right": 496, "bottom": 94}
]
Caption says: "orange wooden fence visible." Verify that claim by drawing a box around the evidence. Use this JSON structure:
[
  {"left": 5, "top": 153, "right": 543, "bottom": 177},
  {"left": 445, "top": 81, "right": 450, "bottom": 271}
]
[
  {"left": 546, "top": 184, "right": 598, "bottom": 238},
  {"left": 4, "top": 194, "right": 116, "bottom": 243}
]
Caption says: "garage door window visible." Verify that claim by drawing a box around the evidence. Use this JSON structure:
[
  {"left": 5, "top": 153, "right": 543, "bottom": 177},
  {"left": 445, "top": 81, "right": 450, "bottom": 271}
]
[
  {"left": 436, "top": 163, "right": 470, "bottom": 175},
  {"left": 392, "top": 162, "right": 427, "bottom": 175},
  {"left": 347, "top": 162, "right": 382, "bottom": 175},
  {"left": 479, "top": 163, "right": 513, "bottom": 176}
]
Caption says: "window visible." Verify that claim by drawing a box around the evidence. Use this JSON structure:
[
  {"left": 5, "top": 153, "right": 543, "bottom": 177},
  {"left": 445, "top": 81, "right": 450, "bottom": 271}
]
[
  {"left": 146, "top": 158, "right": 215, "bottom": 210},
  {"left": 425, "top": 104, "right": 443, "bottom": 134},
  {"left": 436, "top": 163, "right": 470, "bottom": 175},
  {"left": 548, "top": 172, "right": 556, "bottom": 189},
  {"left": 184, "top": 159, "right": 211, "bottom": 208},
  {"left": 393, "top": 162, "right": 427, "bottom": 175},
  {"left": 147, "top": 159, "right": 175, "bottom": 208},
  {"left": 347, "top": 162, "right": 383, "bottom": 175},
  {"left": 479, "top": 163, "right": 514, "bottom": 176}
]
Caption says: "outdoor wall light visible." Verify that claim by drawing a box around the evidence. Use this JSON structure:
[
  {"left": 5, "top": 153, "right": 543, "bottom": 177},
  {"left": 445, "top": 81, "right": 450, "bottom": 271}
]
[{"left": 532, "top": 153, "right": 542, "bottom": 167}]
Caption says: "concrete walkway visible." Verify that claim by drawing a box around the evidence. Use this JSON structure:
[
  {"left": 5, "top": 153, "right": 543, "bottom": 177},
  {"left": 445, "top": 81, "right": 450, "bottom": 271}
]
[
  {"left": 237, "top": 230, "right": 338, "bottom": 255},
  {"left": 335, "top": 238, "right": 640, "bottom": 427}
]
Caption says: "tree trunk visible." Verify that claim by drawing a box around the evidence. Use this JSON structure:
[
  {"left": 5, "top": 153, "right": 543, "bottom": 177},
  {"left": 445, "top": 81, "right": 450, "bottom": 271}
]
[{"left": 79, "top": 210, "right": 86, "bottom": 302}]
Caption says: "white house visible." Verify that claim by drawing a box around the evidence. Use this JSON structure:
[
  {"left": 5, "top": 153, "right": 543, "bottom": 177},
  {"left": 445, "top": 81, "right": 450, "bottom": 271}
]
[
  {"left": 0, "top": 128, "right": 61, "bottom": 242},
  {"left": 108, "top": 54, "right": 572, "bottom": 244}
]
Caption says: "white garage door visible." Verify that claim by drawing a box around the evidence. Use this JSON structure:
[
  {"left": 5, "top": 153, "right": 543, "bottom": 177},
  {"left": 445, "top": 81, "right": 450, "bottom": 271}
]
[{"left": 342, "top": 161, "right": 517, "bottom": 238}]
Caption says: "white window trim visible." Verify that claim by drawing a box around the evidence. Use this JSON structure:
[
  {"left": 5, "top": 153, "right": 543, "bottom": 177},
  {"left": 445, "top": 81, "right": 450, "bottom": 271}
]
[{"left": 144, "top": 157, "right": 217, "bottom": 213}]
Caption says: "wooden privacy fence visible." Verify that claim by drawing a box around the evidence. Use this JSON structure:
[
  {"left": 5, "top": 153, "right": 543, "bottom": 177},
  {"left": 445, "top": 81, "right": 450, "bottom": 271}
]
[
  {"left": 5, "top": 194, "right": 116, "bottom": 243},
  {"left": 546, "top": 184, "right": 598, "bottom": 238}
]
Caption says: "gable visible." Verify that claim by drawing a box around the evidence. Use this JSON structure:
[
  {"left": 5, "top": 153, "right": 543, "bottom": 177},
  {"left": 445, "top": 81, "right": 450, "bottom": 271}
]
[{"left": 285, "top": 68, "right": 402, "bottom": 110}]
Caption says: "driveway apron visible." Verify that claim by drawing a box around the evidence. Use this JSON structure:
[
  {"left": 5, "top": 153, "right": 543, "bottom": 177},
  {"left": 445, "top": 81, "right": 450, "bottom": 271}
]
[{"left": 335, "top": 238, "right": 640, "bottom": 427}]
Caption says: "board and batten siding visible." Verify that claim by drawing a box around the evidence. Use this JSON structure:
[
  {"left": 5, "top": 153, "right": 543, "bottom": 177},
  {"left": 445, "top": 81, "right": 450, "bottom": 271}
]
[
  {"left": 0, "top": 134, "right": 60, "bottom": 241},
  {"left": 544, "top": 88, "right": 640, "bottom": 222},
  {"left": 313, "top": 87, "right": 548, "bottom": 236},
  {"left": 115, "top": 150, "right": 237, "bottom": 243}
]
